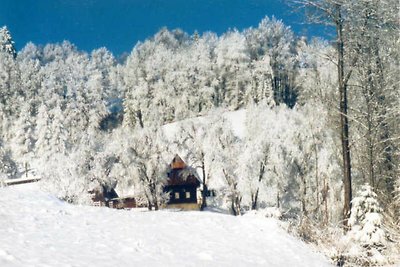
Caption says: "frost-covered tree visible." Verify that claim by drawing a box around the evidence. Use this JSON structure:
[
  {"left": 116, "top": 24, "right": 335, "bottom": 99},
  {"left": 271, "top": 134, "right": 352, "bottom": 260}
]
[
  {"left": 34, "top": 104, "right": 51, "bottom": 159},
  {"left": 175, "top": 119, "right": 211, "bottom": 210},
  {"left": 347, "top": 0, "right": 400, "bottom": 201},
  {"left": 247, "top": 56, "right": 275, "bottom": 105},
  {"left": 85, "top": 67, "right": 109, "bottom": 141},
  {"left": 238, "top": 103, "right": 273, "bottom": 210},
  {"left": 185, "top": 33, "right": 217, "bottom": 113},
  {"left": 0, "top": 139, "right": 17, "bottom": 180},
  {"left": 208, "top": 114, "right": 242, "bottom": 215},
  {"left": 0, "top": 26, "right": 16, "bottom": 58},
  {"left": 48, "top": 105, "right": 69, "bottom": 155},
  {"left": 115, "top": 125, "right": 170, "bottom": 210},
  {"left": 215, "top": 30, "right": 251, "bottom": 110},
  {"left": 291, "top": 0, "right": 356, "bottom": 227},
  {"left": 40, "top": 152, "right": 92, "bottom": 204},
  {"left": 345, "top": 184, "right": 387, "bottom": 265},
  {"left": 296, "top": 37, "right": 337, "bottom": 107},
  {"left": 12, "top": 101, "right": 35, "bottom": 161},
  {"left": 245, "top": 17, "right": 298, "bottom": 107},
  {"left": 0, "top": 51, "right": 21, "bottom": 142}
]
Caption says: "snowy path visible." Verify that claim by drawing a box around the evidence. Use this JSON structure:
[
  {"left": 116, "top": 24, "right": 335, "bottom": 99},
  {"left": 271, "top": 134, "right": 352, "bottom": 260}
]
[{"left": 0, "top": 184, "right": 332, "bottom": 267}]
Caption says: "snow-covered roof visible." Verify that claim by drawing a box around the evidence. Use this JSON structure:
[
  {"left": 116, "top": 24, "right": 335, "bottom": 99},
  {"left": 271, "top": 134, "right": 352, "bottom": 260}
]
[{"left": 4, "top": 177, "right": 41, "bottom": 186}]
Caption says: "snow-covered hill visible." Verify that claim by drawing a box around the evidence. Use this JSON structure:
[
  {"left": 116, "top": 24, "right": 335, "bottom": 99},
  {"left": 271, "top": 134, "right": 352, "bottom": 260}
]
[
  {"left": 0, "top": 183, "right": 331, "bottom": 267},
  {"left": 163, "top": 109, "right": 247, "bottom": 140}
]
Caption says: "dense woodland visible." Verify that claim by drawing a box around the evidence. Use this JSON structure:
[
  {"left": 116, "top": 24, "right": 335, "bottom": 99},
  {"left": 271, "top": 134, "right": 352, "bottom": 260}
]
[{"left": 0, "top": 0, "right": 399, "bottom": 265}]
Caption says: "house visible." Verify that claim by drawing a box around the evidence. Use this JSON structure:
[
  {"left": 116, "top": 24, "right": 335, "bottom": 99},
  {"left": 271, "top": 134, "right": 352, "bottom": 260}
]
[
  {"left": 90, "top": 154, "right": 203, "bottom": 211},
  {"left": 163, "top": 154, "right": 202, "bottom": 210}
]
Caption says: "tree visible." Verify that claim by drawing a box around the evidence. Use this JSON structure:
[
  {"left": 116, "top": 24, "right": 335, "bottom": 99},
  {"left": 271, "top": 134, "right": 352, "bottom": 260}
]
[
  {"left": 215, "top": 30, "right": 251, "bottom": 110},
  {"left": 238, "top": 103, "right": 273, "bottom": 210},
  {"left": 0, "top": 51, "right": 21, "bottom": 143},
  {"left": 40, "top": 152, "right": 92, "bottom": 204},
  {"left": 347, "top": 0, "right": 399, "bottom": 199},
  {"left": 208, "top": 114, "right": 242, "bottom": 215},
  {"left": 12, "top": 101, "right": 35, "bottom": 163},
  {"left": 244, "top": 16, "right": 298, "bottom": 107},
  {"left": 115, "top": 125, "right": 169, "bottom": 210},
  {"left": 0, "top": 26, "right": 16, "bottom": 58},
  {"left": 247, "top": 56, "right": 275, "bottom": 105},
  {"left": 346, "top": 184, "right": 387, "bottom": 265},
  {"left": 0, "top": 139, "right": 17, "bottom": 180},
  {"left": 292, "top": 0, "right": 354, "bottom": 227},
  {"left": 175, "top": 119, "right": 210, "bottom": 210}
]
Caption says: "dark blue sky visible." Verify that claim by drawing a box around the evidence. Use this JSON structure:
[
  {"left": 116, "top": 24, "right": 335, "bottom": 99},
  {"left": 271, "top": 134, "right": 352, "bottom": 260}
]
[{"left": 0, "top": 0, "right": 329, "bottom": 55}]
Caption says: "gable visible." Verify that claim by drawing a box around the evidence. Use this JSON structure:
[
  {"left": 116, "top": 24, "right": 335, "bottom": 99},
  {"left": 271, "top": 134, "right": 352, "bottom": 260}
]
[{"left": 170, "top": 154, "right": 187, "bottom": 169}]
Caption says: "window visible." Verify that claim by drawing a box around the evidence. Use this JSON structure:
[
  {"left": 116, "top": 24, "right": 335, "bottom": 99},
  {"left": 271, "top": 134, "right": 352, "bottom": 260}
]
[
  {"left": 174, "top": 192, "right": 180, "bottom": 199},
  {"left": 185, "top": 191, "right": 191, "bottom": 199}
]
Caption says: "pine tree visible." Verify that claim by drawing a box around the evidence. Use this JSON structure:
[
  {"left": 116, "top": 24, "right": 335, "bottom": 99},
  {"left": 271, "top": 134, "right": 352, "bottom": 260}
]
[
  {"left": 0, "top": 139, "right": 17, "bottom": 180},
  {"left": 0, "top": 26, "right": 16, "bottom": 58},
  {"left": 346, "top": 184, "right": 387, "bottom": 265},
  {"left": 12, "top": 101, "right": 35, "bottom": 161}
]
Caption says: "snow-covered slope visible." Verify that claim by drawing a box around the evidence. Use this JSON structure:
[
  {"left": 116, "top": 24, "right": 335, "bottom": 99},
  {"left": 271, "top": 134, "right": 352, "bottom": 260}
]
[
  {"left": 163, "top": 109, "right": 246, "bottom": 140},
  {"left": 0, "top": 183, "right": 331, "bottom": 267}
]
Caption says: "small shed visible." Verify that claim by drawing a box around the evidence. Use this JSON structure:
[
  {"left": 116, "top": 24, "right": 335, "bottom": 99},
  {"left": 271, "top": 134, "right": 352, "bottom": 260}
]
[
  {"left": 164, "top": 154, "right": 202, "bottom": 210},
  {"left": 89, "top": 185, "right": 119, "bottom": 207},
  {"left": 89, "top": 183, "right": 137, "bottom": 209},
  {"left": 108, "top": 196, "right": 137, "bottom": 209}
]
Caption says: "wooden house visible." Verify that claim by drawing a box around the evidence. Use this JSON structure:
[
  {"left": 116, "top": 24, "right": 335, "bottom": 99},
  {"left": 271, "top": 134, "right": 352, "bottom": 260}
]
[{"left": 163, "top": 154, "right": 202, "bottom": 210}]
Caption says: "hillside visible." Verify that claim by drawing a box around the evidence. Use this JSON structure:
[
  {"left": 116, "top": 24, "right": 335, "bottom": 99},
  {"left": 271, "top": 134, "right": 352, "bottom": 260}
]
[{"left": 0, "top": 183, "right": 331, "bottom": 267}]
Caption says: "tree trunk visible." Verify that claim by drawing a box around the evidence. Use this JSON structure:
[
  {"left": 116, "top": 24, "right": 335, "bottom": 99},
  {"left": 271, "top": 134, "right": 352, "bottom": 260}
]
[
  {"left": 252, "top": 161, "right": 265, "bottom": 210},
  {"left": 336, "top": 4, "right": 352, "bottom": 228},
  {"left": 301, "top": 175, "right": 307, "bottom": 216},
  {"left": 200, "top": 158, "right": 208, "bottom": 210},
  {"left": 136, "top": 109, "right": 144, "bottom": 128},
  {"left": 323, "top": 176, "right": 329, "bottom": 225},
  {"left": 251, "top": 188, "right": 259, "bottom": 210},
  {"left": 314, "top": 142, "right": 319, "bottom": 214},
  {"left": 154, "top": 201, "right": 159, "bottom": 211}
]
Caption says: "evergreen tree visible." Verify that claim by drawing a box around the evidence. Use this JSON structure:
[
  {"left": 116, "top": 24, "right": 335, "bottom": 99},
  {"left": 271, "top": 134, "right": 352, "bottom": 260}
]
[
  {"left": 346, "top": 184, "right": 387, "bottom": 265},
  {"left": 0, "top": 26, "right": 16, "bottom": 58},
  {"left": 0, "top": 139, "right": 17, "bottom": 180},
  {"left": 12, "top": 101, "right": 35, "bottom": 160}
]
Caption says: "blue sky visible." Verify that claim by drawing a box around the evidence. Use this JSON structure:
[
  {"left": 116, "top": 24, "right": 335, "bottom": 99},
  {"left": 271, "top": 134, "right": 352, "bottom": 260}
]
[{"left": 0, "top": 0, "right": 330, "bottom": 55}]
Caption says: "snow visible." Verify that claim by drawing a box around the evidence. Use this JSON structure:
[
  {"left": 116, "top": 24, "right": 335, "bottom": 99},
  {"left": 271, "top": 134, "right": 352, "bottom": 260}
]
[
  {"left": 163, "top": 109, "right": 246, "bottom": 140},
  {"left": 0, "top": 183, "right": 332, "bottom": 267}
]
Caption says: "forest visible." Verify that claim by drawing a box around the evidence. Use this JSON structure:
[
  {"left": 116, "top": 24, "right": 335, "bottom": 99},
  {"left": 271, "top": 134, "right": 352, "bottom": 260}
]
[{"left": 0, "top": 0, "right": 399, "bottom": 265}]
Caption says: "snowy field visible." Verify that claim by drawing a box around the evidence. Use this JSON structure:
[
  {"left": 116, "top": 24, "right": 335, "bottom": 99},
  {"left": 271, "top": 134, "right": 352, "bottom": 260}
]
[{"left": 0, "top": 183, "right": 332, "bottom": 267}]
